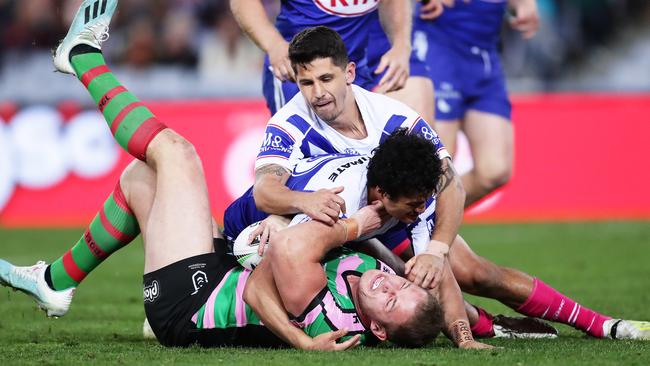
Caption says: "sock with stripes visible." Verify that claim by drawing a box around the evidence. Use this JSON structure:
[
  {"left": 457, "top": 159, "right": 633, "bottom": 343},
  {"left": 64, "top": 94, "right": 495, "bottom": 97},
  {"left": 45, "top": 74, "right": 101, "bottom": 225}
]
[
  {"left": 70, "top": 45, "right": 166, "bottom": 161},
  {"left": 517, "top": 278, "right": 611, "bottom": 338},
  {"left": 45, "top": 181, "right": 139, "bottom": 290}
]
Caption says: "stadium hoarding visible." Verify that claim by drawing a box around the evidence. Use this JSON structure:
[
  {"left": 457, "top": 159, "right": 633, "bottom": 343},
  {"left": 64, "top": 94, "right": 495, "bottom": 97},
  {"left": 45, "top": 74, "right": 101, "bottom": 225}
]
[{"left": 0, "top": 95, "right": 649, "bottom": 227}]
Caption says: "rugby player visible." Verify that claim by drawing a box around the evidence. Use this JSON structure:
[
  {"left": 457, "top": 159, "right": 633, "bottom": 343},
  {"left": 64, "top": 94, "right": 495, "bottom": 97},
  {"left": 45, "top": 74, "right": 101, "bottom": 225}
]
[
  {"left": 230, "top": 0, "right": 412, "bottom": 115},
  {"left": 0, "top": 0, "right": 493, "bottom": 350},
  {"left": 412, "top": 0, "right": 539, "bottom": 207},
  {"left": 240, "top": 26, "right": 650, "bottom": 341}
]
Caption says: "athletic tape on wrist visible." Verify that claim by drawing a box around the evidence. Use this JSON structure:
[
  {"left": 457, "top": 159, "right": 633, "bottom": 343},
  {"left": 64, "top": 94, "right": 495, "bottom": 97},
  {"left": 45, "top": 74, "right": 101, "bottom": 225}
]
[
  {"left": 451, "top": 319, "right": 474, "bottom": 346},
  {"left": 339, "top": 218, "right": 359, "bottom": 242}
]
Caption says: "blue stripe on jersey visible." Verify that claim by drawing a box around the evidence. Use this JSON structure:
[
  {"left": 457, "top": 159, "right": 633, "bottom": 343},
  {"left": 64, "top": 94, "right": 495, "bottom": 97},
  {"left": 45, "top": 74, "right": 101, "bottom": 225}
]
[
  {"left": 380, "top": 114, "right": 408, "bottom": 144},
  {"left": 287, "top": 114, "right": 312, "bottom": 135},
  {"left": 258, "top": 124, "right": 296, "bottom": 160},
  {"left": 300, "top": 130, "right": 339, "bottom": 157},
  {"left": 409, "top": 118, "right": 445, "bottom": 152}
]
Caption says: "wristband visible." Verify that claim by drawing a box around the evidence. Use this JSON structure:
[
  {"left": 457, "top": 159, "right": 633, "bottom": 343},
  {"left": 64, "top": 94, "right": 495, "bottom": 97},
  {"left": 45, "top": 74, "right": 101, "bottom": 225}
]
[
  {"left": 338, "top": 218, "right": 360, "bottom": 242},
  {"left": 450, "top": 319, "right": 473, "bottom": 346},
  {"left": 427, "top": 240, "right": 450, "bottom": 258}
]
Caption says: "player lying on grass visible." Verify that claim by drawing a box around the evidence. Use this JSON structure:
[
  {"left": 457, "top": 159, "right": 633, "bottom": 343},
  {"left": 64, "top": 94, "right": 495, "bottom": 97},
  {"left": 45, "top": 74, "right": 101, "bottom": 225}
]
[
  {"left": 231, "top": 26, "right": 650, "bottom": 341},
  {"left": 225, "top": 128, "right": 650, "bottom": 341},
  {"left": 0, "top": 0, "right": 490, "bottom": 350}
]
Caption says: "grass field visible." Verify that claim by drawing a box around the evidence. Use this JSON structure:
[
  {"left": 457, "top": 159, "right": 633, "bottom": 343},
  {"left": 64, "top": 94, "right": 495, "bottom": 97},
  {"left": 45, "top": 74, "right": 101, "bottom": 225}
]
[{"left": 1, "top": 221, "right": 649, "bottom": 365}]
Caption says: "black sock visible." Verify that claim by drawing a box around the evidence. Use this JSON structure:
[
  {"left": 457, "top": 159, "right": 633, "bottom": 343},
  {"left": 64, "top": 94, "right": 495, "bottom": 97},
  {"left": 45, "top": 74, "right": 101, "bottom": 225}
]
[
  {"left": 69, "top": 44, "right": 101, "bottom": 59},
  {"left": 44, "top": 265, "right": 56, "bottom": 291}
]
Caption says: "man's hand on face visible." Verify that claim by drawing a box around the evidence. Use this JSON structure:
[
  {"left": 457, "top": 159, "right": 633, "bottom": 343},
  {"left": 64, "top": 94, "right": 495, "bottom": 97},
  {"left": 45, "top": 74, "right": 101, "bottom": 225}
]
[
  {"left": 299, "top": 187, "right": 347, "bottom": 225},
  {"left": 268, "top": 40, "right": 296, "bottom": 82},
  {"left": 404, "top": 252, "right": 446, "bottom": 289},
  {"left": 351, "top": 200, "right": 388, "bottom": 237}
]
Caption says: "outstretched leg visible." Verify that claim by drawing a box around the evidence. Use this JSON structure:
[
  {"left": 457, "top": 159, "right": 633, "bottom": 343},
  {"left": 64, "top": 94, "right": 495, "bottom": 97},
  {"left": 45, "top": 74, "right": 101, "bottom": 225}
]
[
  {"left": 1, "top": 0, "right": 213, "bottom": 316},
  {"left": 449, "top": 235, "right": 650, "bottom": 340}
]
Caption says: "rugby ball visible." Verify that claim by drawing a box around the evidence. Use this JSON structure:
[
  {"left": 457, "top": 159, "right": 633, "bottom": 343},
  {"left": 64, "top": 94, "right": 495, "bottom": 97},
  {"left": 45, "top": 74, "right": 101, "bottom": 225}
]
[{"left": 232, "top": 221, "right": 265, "bottom": 270}]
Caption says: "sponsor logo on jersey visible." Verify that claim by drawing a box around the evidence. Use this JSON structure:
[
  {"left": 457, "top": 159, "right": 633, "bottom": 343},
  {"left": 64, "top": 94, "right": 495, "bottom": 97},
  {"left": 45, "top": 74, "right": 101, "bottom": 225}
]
[
  {"left": 313, "top": 0, "right": 380, "bottom": 17},
  {"left": 191, "top": 270, "right": 209, "bottom": 295},
  {"left": 143, "top": 280, "right": 160, "bottom": 303},
  {"left": 328, "top": 156, "right": 369, "bottom": 182}
]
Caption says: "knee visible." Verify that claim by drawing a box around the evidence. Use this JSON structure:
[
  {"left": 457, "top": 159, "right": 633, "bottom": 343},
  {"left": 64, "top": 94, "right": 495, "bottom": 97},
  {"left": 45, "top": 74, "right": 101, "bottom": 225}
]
[
  {"left": 455, "top": 260, "right": 503, "bottom": 295},
  {"left": 153, "top": 130, "right": 200, "bottom": 167},
  {"left": 474, "top": 162, "right": 512, "bottom": 192}
]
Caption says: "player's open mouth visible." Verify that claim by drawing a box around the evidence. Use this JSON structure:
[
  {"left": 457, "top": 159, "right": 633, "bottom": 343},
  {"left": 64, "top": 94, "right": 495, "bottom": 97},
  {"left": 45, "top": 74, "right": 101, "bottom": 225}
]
[
  {"left": 371, "top": 275, "right": 385, "bottom": 291},
  {"left": 314, "top": 100, "right": 332, "bottom": 109}
]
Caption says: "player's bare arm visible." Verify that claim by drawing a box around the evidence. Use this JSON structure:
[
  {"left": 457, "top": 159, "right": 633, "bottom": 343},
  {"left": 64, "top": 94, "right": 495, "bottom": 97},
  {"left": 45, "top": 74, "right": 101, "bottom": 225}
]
[
  {"left": 244, "top": 259, "right": 360, "bottom": 351},
  {"left": 374, "top": 0, "right": 412, "bottom": 93},
  {"left": 253, "top": 164, "right": 346, "bottom": 225},
  {"left": 405, "top": 157, "right": 464, "bottom": 289},
  {"left": 229, "top": 0, "right": 295, "bottom": 81},
  {"left": 436, "top": 262, "right": 494, "bottom": 349},
  {"left": 267, "top": 202, "right": 383, "bottom": 316}
]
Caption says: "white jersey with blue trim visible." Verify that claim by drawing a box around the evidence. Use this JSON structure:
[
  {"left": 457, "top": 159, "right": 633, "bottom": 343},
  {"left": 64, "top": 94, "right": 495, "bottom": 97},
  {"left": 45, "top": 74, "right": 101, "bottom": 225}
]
[
  {"left": 255, "top": 84, "right": 450, "bottom": 171},
  {"left": 285, "top": 153, "right": 400, "bottom": 241}
]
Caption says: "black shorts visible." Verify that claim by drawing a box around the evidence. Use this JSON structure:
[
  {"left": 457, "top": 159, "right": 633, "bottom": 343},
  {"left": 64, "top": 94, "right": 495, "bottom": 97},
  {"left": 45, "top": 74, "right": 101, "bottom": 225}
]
[{"left": 143, "top": 238, "right": 285, "bottom": 348}]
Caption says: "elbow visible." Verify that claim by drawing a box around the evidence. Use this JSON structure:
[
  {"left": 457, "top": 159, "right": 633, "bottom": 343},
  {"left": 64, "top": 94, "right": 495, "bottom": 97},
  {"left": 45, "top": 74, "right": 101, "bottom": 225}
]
[
  {"left": 267, "top": 231, "right": 292, "bottom": 264},
  {"left": 252, "top": 184, "right": 270, "bottom": 212}
]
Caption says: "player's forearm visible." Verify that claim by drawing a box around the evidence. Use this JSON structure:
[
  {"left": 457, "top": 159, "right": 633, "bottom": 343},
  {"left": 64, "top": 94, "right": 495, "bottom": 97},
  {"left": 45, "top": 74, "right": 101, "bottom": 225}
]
[
  {"left": 378, "top": 0, "right": 412, "bottom": 48},
  {"left": 437, "top": 262, "right": 475, "bottom": 347},
  {"left": 244, "top": 260, "right": 313, "bottom": 350},
  {"left": 229, "top": 0, "right": 287, "bottom": 53},
  {"left": 253, "top": 166, "right": 301, "bottom": 215},
  {"left": 430, "top": 158, "right": 464, "bottom": 247}
]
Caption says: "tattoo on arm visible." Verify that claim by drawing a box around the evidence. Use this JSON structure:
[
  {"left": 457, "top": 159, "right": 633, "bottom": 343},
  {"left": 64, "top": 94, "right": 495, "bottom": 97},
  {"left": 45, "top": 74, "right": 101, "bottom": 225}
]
[
  {"left": 450, "top": 319, "right": 473, "bottom": 346},
  {"left": 436, "top": 158, "right": 458, "bottom": 194},
  {"left": 255, "top": 164, "right": 289, "bottom": 182}
]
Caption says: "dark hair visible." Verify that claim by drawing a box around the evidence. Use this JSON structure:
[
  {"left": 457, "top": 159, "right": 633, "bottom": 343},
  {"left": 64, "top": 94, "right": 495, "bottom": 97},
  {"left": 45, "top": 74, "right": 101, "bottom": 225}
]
[
  {"left": 386, "top": 291, "right": 444, "bottom": 348},
  {"left": 367, "top": 128, "right": 442, "bottom": 199},
  {"left": 288, "top": 26, "right": 349, "bottom": 72}
]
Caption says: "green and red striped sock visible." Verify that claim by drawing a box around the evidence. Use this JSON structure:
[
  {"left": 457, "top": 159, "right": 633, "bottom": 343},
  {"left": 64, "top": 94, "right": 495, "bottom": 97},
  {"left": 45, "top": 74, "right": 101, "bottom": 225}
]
[
  {"left": 47, "top": 181, "right": 140, "bottom": 290},
  {"left": 70, "top": 46, "right": 166, "bottom": 161}
]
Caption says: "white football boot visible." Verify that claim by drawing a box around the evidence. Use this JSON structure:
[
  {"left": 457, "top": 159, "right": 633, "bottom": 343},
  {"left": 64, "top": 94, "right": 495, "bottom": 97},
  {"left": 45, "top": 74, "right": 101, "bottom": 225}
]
[
  {"left": 491, "top": 315, "right": 558, "bottom": 339},
  {"left": 53, "top": 0, "right": 118, "bottom": 76},
  {"left": 604, "top": 319, "right": 650, "bottom": 340},
  {"left": 0, "top": 259, "right": 75, "bottom": 318}
]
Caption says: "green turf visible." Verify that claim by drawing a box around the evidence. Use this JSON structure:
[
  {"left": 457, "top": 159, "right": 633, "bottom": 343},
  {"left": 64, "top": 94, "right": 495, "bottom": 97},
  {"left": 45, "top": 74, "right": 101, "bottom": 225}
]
[{"left": 1, "top": 222, "right": 649, "bottom": 365}]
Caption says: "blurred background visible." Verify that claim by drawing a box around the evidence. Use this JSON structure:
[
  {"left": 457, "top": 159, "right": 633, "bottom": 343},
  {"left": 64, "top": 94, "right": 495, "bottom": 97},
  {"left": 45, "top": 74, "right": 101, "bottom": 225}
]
[
  {"left": 1, "top": 0, "right": 649, "bottom": 103},
  {"left": 0, "top": 0, "right": 649, "bottom": 226}
]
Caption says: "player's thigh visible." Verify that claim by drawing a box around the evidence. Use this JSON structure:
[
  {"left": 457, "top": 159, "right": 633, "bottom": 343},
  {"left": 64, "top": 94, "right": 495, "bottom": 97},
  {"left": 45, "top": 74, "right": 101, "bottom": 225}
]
[
  {"left": 448, "top": 235, "right": 498, "bottom": 292},
  {"left": 143, "top": 130, "right": 214, "bottom": 273},
  {"left": 387, "top": 76, "right": 435, "bottom": 125},
  {"left": 463, "top": 110, "right": 513, "bottom": 179},
  {"left": 433, "top": 119, "right": 461, "bottom": 157}
]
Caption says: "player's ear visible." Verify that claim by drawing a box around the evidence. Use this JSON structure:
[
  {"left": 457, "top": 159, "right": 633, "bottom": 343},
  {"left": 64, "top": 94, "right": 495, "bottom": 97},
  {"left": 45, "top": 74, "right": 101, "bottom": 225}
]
[
  {"left": 346, "top": 61, "right": 356, "bottom": 85},
  {"left": 370, "top": 320, "right": 387, "bottom": 341}
]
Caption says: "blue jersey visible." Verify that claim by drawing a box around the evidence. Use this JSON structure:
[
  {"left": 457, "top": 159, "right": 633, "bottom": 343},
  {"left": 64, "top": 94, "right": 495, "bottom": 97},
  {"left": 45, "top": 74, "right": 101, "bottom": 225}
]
[
  {"left": 276, "top": 0, "right": 379, "bottom": 68},
  {"left": 414, "top": 0, "right": 507, "bottom": 50},
  {"left": 410, "top": 0, "right": 512, "bottom": 120},
  {"left": 263, "top": 0, "right": 380, "bottom": 114}
]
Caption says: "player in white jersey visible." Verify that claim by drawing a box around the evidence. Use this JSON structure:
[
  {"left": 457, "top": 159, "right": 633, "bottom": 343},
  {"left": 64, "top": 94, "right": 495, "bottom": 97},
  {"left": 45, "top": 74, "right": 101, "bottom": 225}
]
[
  {"left": 240, "top": 129, "right": 650, "bottom": 342},
  {"left": 253, "top": 27, "right": 465, "bottom": 292}
]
